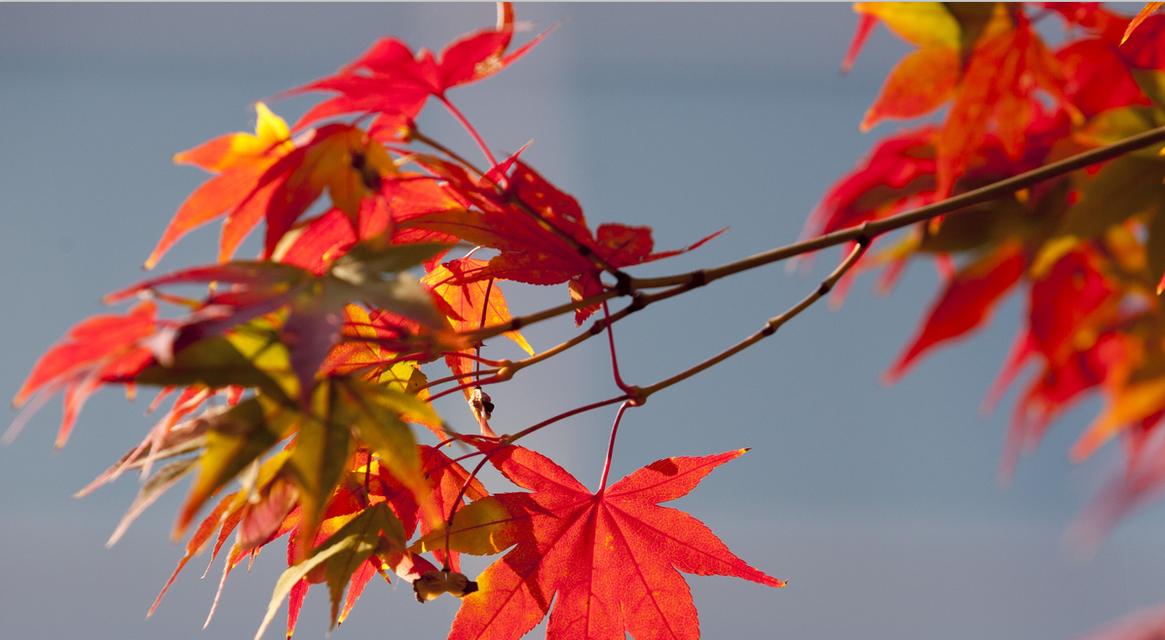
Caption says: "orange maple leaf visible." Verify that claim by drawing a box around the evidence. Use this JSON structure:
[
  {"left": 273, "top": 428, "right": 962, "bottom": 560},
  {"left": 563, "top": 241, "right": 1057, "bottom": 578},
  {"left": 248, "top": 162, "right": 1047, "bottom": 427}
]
[{"left": 146, "top": 103, "right": 294, "bottom": 268}]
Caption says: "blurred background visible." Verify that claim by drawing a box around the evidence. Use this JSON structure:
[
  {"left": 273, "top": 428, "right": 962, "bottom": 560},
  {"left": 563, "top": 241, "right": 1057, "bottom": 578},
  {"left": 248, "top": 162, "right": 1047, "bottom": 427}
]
[{"left": 2, "top": 3, "right": 1163, "bottom": 639}]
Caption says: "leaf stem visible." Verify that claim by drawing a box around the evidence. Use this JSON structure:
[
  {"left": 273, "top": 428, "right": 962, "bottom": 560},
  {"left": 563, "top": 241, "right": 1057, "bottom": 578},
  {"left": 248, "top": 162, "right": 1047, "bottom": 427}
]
[
  {"left": 439, "top": 96, "right": 499, "bottom": 168},
  {"left": 419, "top": 369, "right": 500, "bottom": 393},
  {"left": 597, "top": 401, "right": 633, "bottom": 492},
  {"left": 442, "top": 453, "right": 492, "bottom": 571},
  {"left": 602, "top": 300, "right": 634, "bottom": 394}
]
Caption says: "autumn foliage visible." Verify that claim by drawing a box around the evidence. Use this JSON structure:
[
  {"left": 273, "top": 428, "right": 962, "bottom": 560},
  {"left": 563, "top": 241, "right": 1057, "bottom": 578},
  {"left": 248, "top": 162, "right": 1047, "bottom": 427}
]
[{"left": 10, "top": 2, "right": 1165, "bottom": 639}]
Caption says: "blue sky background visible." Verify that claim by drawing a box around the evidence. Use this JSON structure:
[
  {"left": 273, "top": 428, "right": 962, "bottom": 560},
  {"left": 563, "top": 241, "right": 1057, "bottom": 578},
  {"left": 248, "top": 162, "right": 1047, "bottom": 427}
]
[{"left": 2, "top": 3, "right": 1164, "bottom": 639}]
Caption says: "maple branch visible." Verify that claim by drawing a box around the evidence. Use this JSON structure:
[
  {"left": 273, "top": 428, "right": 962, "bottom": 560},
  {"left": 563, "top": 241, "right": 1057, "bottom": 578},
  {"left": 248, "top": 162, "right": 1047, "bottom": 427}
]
[
  {"left": 470, "top": 239, "right": 855, "bottom": 462},
  {"left": 629, "top": 124, "right": 1165, "bottom": 290},
  {"left": 466, "top": 288, "right": 621, "bottom": 342},
  {"left": 464, "top": 124, "right": 1165, "bottom": 344},
  {"left": 639, "top": 240, "right": 869, "bottom": 400},
  {"left": 424, "top": 127, "right": 1165, "bottom": 484},
  {"left": 464, "top": 284, "right": 686, "bottom": 396}
]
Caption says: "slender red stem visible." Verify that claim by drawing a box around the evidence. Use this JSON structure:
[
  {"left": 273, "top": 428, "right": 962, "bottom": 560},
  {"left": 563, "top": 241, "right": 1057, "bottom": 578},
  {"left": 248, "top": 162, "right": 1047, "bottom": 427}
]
[
  {"left": 506, "top": 394, "right": 629, "bottom": 443},
  {"left": 442, "top": 454, "right": 492, "bottom": 570},
  {"left": 432, "top": 433, "right": 499, "bottom": 451},
  {"left": 364, "top": 448, "right": 373, "bottom": 498},
  {"left": 432, "top": 394, "right": 629, "bottom": 472},
  {"left": 420, "top": 368, "right": 500, "bottom": 393},
  {"left": 440, "top": 96, "right": 499, "bottom": 168},
  {"left": 427, "top": 375, "right": 503, "bottom": 403},
  {"left": 601, "top": 300, "right": 634, "bottom": 394},
  {"left": 598, "top": 401, "right": 633, "bottom": 492},
  {"left": 475, "top": 279, "right": 496, "bottom": 376}
]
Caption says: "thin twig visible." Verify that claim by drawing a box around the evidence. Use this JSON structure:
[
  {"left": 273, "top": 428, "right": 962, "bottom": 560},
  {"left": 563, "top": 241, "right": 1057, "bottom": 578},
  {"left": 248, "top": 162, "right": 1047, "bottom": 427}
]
[
  {"left": 629, "top": 124, "right": 1165, "bottom": 290},
  {"left": 639, "top": 241, "right": 869, "bottom": 399},
  {"left": 439, "top": 96, "right": 499, "bottom": 168},
  {"left": 601, "top": 301, "right": 635, "bottom": 394},
  {"left": 419, "top": 369, "right": 500, "bottom": 393}
]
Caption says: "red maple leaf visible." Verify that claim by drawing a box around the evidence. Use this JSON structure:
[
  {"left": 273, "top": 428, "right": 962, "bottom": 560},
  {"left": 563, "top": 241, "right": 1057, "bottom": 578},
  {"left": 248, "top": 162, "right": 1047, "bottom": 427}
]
[
  {"left": 433, "top": 445, "right": 783, "bottom": 640},
  {"left": 289, "top": 2, "right": 549, "bottom": 133},
  {"left": 11, "top": 301, "right": 166, "bottom": 447},
  {"left": 403, "top": 160, "right": 723, "bottom": 323}
]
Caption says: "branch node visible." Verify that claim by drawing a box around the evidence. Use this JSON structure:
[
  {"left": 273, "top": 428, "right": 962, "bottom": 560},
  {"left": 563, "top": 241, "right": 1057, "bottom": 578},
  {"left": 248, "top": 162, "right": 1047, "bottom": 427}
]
[
  {"left": 856, "top": 222, "right": 873, "bottom": 247},
  {"left": 627, "top": 293, "right": 648, "bottom": 313},
  {"left": 614, "top": 271, "right": 633, "bottom": 296}
]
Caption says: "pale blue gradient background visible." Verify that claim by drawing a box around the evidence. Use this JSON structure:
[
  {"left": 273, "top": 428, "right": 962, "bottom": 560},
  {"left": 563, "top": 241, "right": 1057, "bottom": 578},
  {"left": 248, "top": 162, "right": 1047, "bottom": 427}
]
[{"left": 2, "top": 4, "right": 1163, "bottom": 639}]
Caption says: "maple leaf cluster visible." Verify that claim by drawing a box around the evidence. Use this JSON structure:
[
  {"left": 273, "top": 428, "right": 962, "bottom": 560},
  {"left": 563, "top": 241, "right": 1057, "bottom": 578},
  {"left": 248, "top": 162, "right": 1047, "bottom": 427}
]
[
  {"left": 9, "top": 4, "right": 770, "bottom": 639},
  {"left": 10, "top": 2, "right": 1165, "bottom": 639},
  {"left": 820, "top": 3, "right": 1165, "bottom": 542}
]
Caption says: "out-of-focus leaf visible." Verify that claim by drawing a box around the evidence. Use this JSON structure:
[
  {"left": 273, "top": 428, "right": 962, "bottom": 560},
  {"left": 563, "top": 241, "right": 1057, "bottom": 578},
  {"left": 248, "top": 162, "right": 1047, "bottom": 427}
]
[
  {"left": 886, "top": 245, "right": 1025, "bottom": 381},
  {"left": 855, "top": 3, "right": 960, "bottom": 49},
  {"left": 1060, "top": 156, "right": 1165, "bottom": 240},
  {"left": 286, "top": 384, "right": 354, "bottom": 561},
  {"left": 136, "top": 331, "right": 295, "bottom": 401},
  {"left": 333, "top": 377, "right": 436, "bottom": 523},
  {"left": 862, "top": 46, "right": 959, "bottom": 130},
  {"left": 175, "top": 397, "right": 290, "bottom": 537},
  {"left": 411, "top": 496, "right": 513, "bottom": 556},
  {"left": 255, "top": 503, "right": 400, "bottom": 639},
  {"left": 107, "top": 458, "right": 198, "bottom": 547},
  {"left": 1123, "top": 2, "right": 1164, "bottom": 44}
]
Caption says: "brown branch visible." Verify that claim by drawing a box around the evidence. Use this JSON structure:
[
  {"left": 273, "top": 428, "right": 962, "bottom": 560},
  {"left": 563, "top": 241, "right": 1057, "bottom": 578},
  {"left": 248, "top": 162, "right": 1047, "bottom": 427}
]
[
  {"left": 638, "top": 240, "right": 868, "bottom": 400},
  {"left": 483, "top": 241, "right": 868, "bottom": 452},
  {"left": 417, "top": 124, "right": 1165, "bottom": 448},
  {"left": 630, "top": 124, "right": 1165, "bottom": 289},
  {"left": 467, "top": 124, "right": 1165, "bottom": 341}
]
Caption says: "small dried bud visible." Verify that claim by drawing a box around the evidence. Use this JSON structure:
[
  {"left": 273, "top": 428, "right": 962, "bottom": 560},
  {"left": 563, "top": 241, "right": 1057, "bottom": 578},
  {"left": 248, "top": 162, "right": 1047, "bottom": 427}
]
[
  {"left": 413, "top": 569, "right": 479, "bottom": 603},
  {"left": 471, "top": 386, "right": 495, "bottom": 420}
]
